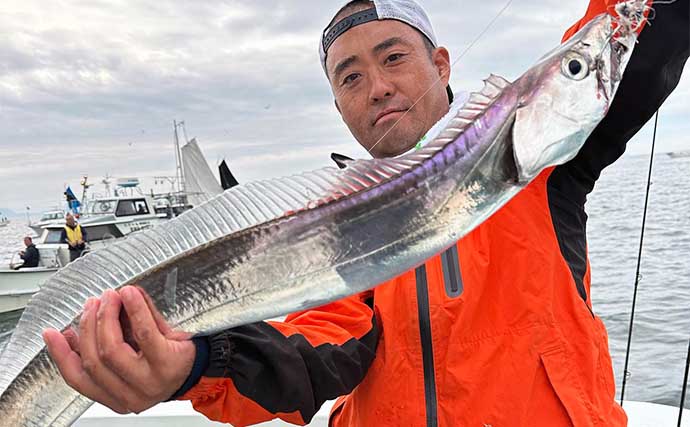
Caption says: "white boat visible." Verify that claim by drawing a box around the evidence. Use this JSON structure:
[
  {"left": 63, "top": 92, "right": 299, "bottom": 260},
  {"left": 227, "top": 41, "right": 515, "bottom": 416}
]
[
  {"left": 73, "top": 400, "right": 688, "bottom": 427},
  {"left": 0, "top": 214, "right": 9, "bottom": 228},
  {"left": 28, "top": 209, "right": 66, "bottom": 235},
  {"left": 0, "top": 244, "right": 70, "bottom": 313},
  {"left": 74, "top": 194, "right": 167, "bottom": 241},
  {"left": 1, "top": 125, "right": 227, "bottom": 316},
  {"left": 0, "top": 196, "right": 165, "bottom": 315},
  {"left": 0, "top": 267, "right": 56, "bottom": 313}
]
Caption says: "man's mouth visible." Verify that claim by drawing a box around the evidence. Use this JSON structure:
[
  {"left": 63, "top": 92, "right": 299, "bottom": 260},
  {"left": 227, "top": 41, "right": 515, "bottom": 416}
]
[{"left": 373, "top": 108, "right": 409, "bottom": 126}]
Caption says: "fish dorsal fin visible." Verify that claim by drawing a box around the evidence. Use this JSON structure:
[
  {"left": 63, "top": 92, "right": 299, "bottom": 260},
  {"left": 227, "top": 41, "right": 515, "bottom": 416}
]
[
  {"left": 414, "top": 74, "right": 511, "bottom": 152},
  {"left": 0, "top": 74, "right": 512, "bottom": 396}
]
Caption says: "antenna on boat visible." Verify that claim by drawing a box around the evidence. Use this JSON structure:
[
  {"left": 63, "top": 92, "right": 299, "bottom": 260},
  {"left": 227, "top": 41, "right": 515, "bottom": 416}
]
[
  {"left": 101, "top": 174, "right": 113, "bottom": 197},
  {"left": 79, "top": 175, "right": 92, "bottom": 214}
]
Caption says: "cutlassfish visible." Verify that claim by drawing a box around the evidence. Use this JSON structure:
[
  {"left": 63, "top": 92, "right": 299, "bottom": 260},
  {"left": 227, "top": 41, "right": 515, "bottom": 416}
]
[{"left": 0, "top": 5, "right": 643, "bottom": 426}]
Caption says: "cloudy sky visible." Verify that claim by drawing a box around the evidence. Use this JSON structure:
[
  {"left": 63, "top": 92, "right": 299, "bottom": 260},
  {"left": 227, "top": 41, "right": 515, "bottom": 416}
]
[{"left": 0, "top": 0, "right": 687, "bottom": 213}]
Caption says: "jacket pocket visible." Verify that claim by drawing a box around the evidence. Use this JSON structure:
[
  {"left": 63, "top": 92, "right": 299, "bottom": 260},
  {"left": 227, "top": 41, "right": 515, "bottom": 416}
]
[{"left": 540, "top": 347, "right": 596, "bottom": 427}]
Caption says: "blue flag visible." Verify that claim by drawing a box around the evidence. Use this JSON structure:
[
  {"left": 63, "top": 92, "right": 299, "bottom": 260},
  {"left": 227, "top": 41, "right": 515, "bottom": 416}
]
[{"left": 64, "top": 186, "right": 81, "bottom": 213}]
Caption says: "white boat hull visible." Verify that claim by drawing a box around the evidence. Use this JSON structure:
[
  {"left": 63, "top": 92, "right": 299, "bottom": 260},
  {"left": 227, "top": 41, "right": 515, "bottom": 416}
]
[
  {"left": 0, "top": 268, "right": 57, "bottom": 313},
  {"left": 74, "top": 400, "right": 688, "bottom": 427}
]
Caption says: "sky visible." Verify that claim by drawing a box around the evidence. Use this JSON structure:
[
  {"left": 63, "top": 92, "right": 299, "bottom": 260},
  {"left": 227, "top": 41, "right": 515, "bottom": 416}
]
[{"left": 0, "top": 0, "right": 688, "bottom": 213}]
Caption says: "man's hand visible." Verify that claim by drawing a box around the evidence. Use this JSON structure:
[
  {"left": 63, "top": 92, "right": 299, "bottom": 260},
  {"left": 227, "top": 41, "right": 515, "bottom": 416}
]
[{"left": 43, "top": 286, "right": 196, "bottom": 414}]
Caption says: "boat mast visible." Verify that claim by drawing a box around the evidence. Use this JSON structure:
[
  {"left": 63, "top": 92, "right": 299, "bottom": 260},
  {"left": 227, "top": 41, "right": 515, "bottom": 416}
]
[
  {"left": 79, "top": 175, "right": 91, "bottom": 214},
  {"left": 102, "top": 174, "right": 113, "bottom": 197},
  {"left": 173, "top": 120, "right": 186, "bottom": 195}
]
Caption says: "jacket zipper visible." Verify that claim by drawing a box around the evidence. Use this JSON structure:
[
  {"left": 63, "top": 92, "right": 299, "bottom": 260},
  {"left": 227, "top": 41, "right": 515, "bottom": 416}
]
[
  {"left": 415, "top": 265, "right": 438, "bottom": 427},
  {"left": 441, "top": 245, "right": 463, "bottom": 298}
]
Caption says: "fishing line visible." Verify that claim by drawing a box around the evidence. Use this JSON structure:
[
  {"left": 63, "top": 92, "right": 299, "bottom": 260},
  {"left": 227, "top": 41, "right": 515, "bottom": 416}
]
[
  {"left": 619, "top": 109, "right": 660, "bottom": 405},
  {"left": 367, "top": 0, "right": 514, "bottom": 155},
  {"left": 679, "top": 338, "right": 690, "bottom": 426}
]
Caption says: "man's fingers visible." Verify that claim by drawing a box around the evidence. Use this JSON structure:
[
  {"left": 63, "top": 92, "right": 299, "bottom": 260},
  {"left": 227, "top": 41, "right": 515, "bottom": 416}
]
[
  {"left": 63, "top": 327, "right": 81, "bottom": 355},
  {"left": 79, "top": 298, "right": 137, "bottom": 404},
  {"left": 43, "top": 329, "right": 130, "bottom": 415},
  {"left": 135, "top": 286, "right": 172, "bottom": 336},
  {"left": 96, "top": 290, "right": 144, "bottom": 379},
  {"left": 120, "top": 286, "right": 168, "bottom": 363},
  {"left": 135, "top": 286, "right": 192, "bottom": 341}
]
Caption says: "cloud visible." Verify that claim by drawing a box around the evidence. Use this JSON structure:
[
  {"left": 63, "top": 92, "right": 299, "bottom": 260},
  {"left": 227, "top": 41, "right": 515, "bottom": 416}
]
[{"left": 0, "top": 0, "right": 687, "bottom": 211}]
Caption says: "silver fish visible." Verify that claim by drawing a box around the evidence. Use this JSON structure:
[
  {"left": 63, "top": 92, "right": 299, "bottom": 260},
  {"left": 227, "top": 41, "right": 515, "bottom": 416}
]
[{"left": 0, "top": 12, "right": 637, "bottom": 427}]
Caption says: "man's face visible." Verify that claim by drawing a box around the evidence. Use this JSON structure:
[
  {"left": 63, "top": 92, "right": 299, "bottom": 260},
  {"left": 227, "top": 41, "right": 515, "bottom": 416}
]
[
  {"left": 326, "top": 20, "right": 451, "bottom": 158},
  {"left": 66, "top": 215, "right": 75, "bottom": 226},
  {"left": 23, "top": 237, "right": 31, "bottom": 247}
]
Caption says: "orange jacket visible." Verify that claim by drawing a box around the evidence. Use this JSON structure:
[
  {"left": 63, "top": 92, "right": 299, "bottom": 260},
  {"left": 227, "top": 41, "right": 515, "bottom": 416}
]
[{"left": 177, "top": 1, "right": 688, "bottom": 426}]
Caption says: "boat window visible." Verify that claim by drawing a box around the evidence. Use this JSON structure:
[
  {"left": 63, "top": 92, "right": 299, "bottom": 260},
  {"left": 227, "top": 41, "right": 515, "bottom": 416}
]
[
  {"left": 84, "top": 224, "right": 124, "bottom": 241},
  {"left": 41, "top": 212, "right": 63, "bottom": 221},
  {"left": 44, "top": 229, "right": 64, "bottom": 244},
  {"left": 90, "top": 200, "right": 116, "bottom": 215},
  {"left": 116, "top": 199, "right": 149, "bottom": 217}
]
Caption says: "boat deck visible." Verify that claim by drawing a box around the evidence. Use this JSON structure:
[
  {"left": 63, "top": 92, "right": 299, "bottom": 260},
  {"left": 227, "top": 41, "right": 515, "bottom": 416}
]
[{"left": 75, "top": 400, "right": 689, "bottom": 426}]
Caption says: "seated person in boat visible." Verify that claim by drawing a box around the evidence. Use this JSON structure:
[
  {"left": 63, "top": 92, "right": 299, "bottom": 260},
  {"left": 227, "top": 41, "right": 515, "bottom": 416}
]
[
  {"left": 61, "top": 213, "right": 88, "bottom": 262},
  {"left": 15, "top": 236, "right": 40, "bottom": 269}
]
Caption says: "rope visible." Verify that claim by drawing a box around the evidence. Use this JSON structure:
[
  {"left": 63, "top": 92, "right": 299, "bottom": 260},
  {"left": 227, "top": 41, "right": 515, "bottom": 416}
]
[
  {"left": 619, "top": 110, "right": 660, "bottom": 405},
  {"left": 679, "top": 338, "right": 690, "bottom": 426}
]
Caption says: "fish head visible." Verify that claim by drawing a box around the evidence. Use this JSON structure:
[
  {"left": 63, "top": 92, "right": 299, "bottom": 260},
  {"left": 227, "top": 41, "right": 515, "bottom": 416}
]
[{"left": 511, "top": 13, "right": 636, "bottom": 182}]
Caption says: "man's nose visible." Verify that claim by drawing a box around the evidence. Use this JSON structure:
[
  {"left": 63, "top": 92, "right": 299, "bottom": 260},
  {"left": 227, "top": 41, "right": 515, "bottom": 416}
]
[{"left": 369, "top": 70, "right": 395, "bottom": 103}]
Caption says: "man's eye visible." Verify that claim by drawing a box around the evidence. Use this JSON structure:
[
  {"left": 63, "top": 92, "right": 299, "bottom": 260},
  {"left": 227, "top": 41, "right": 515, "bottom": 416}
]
[
  {"left": 343, "top": 73, "right": 360, "bottom": 85},
  {"left": 386, "top": 53, "right": 404, "bottom": 63}
]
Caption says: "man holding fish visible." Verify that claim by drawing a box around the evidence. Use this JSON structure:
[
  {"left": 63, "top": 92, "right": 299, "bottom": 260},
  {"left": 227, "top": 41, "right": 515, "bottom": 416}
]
[{"left": 43, "top": 0, "right": 688, "bottom": 426}]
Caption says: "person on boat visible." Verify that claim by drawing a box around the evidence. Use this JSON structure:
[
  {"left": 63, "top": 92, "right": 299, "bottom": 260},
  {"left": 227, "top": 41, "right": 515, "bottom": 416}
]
[
  {"left": 15, "top": 236, "right": 40, "bottom": 269},
  {"left": 43, "top": 0, "right": 688, "bottom": 426},
  {"left": 61, "top": 212, "right": 88, "bottom": 262}
]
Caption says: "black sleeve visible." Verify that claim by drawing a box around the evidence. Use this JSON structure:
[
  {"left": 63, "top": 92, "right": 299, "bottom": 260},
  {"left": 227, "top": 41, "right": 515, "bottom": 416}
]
[
  {"left": 550, "top": 0, "right": 689, "bottom": 206},
  {"left": 80, "top": 226, "right": 88, "bottom": 241},
  {"left": 60, "top": 229, "right": 68, "bottom": 245},
  {"left": 547, "top": 2, "right": 688, "bottom": 306},
  {"left": 174, "top": 295, "right": 379, "bottom": 425}
]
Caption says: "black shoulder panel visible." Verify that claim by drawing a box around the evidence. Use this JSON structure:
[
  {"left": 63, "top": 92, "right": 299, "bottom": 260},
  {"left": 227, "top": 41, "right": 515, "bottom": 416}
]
[
  {"left": 204, "top": 316, "right": 378, "bottom": 423},
  {"left": 548, "top": 0, "right": 689, "bottom": 303}
]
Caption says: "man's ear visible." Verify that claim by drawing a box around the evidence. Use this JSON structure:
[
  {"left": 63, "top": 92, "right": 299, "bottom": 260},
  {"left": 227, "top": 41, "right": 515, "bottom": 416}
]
[{"left": 432, "top": 47, "right": 451, "bottom": 87}]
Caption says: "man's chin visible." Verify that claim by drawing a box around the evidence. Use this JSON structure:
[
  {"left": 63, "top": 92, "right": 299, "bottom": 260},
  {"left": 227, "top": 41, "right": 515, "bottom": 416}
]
[{"left": 368, "top": 138, "right": 417, "bottom": 158}]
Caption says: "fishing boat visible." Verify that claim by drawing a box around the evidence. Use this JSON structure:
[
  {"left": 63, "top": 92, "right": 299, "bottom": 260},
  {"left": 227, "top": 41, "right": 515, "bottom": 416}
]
[
  {"left": 0, "top": 195, "right": 164, "bottom": 314},
  {"left": 0, "top": 267, "right": 56, "bottom": 313},
  {"left": 0, "top": 215, "right": 9, "bottom": 228},
  {"left": 0, "top": 126, "right": 233, "bottom": 316},
  {"left": 27, "top": 210, "right": 66, "bottom": 235}
]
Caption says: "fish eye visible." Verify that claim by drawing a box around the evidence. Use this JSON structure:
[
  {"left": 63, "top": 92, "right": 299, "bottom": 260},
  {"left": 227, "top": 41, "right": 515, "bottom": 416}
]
[{"left": 562, "top": 54, "right": 589, "bottom": 80}]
